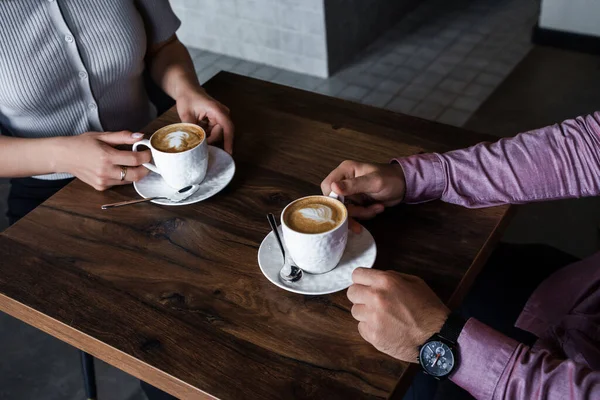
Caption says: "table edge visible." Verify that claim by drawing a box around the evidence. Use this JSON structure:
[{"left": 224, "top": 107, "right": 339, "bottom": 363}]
[{"left": 0, "top": 290, "right": 218, "bottom": 400}]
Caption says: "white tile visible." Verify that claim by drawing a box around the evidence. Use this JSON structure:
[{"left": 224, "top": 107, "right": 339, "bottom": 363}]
[
  {"left": 437, "top": 108, "right": 472, "bottom": 127},
  {"left": 278, "top": 5, "right": 304, "bottom": 31},
  {"left": 293, "top": 74, "right": 326, "bottom": 91},
  {"left": 389, "top": 66, "right": 418, "bottom": 84},
  {"left": 302, "top": 35, "right": 326, "bottom": 59},
  {"left": 385, "top": 97, "right": 417, "bottom": 114},
  {"left": 315, "top": 79, "right": 347, "bottom": 97},
  {"left": 338, "top": 85, "right": 370, "bottom": 102},
  {"left": 460, "top": 32, "right": 485, "bottom": 45},
  {"left": 271, "top": 70, "right": 303, "bottom": 86},
  {"left": 251, "top": 65, "right": 281, "bottom": 81},
  {"left": 303, "top": 11, "right": 325, "bottom": 35},
  {"left": 439, "top": 78, "right": 468, "bottom": 94},
  {"left": 376, "top": 80, "right": 405, "bottom": 94},
  {"left": 452, "top": 96, "right": 483, "bottom": 112},
  {"left": 464, "top": 82, "right": 495, "bottom": 100},
  {"left": 405, "top": 56, "right": 431, "bottom": 71},
  {"left": 416, "top": 47, "right": 441, "bottom": 61},
  {"left": 230, "top": 60, "right": 260, "bottom": 76},
  {"left": 461, "top": 57, "right": 489, "bottom": 69},
  {"left": 413, "top": 71, "right": 445, "bottom": 88},
  {"left": 448, "top": 67, "right": 479, "bottom": 83},
  {"left": 350, "top": 73, "right": 385, "bottom": 90},
  {"left": 401, "top": 84, "right": 431, "bottom": 101},
  {"left": 485, "top": 61, "right": 514, "bottom": 77},
  {"left": 379, "top": 53, "right": 409, "bottom": 67},
  {"left": 393, "top": 43, "right": 419, "bottom": 55},
  {"left": 361, "top": 91, "right": 395, "bottom": 108},
  {"left": 213, "top": 56, "right": 241, "bottom": 71},
  {"left": 279, "top": 30, "right": 303, "bottom": 54},
  {"left": 411, "top": 101, "right": 445, "bottom": 120},
  {"left": 426, "top": 62, "right": 455, "bottom": 76},
  {"left": 424, "top": 89, "right": 457, "bottom": 107},
  {"left": 370, "top": 62, "right": 397, "bottom": 77}
]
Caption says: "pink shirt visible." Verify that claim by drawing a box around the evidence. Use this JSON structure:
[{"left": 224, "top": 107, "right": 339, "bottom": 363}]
[{"left": 397, "top": 112, "right": 600, "bottom": 399}]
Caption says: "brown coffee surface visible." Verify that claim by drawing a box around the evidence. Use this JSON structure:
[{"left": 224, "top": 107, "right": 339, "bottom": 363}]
[
  {"left": 151, "top": 123, "right": 204, "bottom": 153},
  {"left": 284, "top": 196, "right": 346, "bottom": 234}
]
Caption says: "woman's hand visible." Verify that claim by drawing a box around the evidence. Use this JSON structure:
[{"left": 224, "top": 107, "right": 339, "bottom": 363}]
[
  {"left": 176, "top": 88, "right": 234, "bottom": 154},
  {"left": 57, "top": 131, "right": 151, "bottom": 191}
]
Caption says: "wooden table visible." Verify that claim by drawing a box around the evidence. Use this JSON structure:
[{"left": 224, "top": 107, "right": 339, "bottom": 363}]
[{"left": 0, "top": 72, "right": 511, "bottom": 399}]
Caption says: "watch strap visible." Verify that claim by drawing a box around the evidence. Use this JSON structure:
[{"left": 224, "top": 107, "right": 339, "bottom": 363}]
[{"left": 438, "top": 312, "right": 467, "bottom": 344}]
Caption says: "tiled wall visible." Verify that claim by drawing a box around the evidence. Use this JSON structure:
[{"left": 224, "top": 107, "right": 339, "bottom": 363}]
[
  {"left": 170, "top": 0, "right": 329, "bottom": 77},
  {"left": 324, "top": 0, "right": 418, "bottom": 73}
]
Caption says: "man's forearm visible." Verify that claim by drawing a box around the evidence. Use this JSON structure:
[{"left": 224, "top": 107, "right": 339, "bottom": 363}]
[
  {"left": 0, "top": 135, "right": 65, "bottom": 177},
  {"left": 451, "top": 319, "right": 600, "bottom": 399},
  {"left": 397, "top": 112, "right": 600, "bottom": 207},
  {"left": 148, "top": 36, "right": 203, "bottom": 100}
]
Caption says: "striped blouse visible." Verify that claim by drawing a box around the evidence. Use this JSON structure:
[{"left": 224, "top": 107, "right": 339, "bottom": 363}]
[{"left": 0, "top": 0, "right": 181, "bottom": 179}]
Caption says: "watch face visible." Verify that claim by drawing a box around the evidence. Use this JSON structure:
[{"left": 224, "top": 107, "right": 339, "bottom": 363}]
[{"left": 419, "top": 340, "right": 455, "bottom": 377}]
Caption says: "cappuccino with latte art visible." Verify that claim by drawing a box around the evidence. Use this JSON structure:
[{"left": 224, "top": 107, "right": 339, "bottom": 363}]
[
  {"left": 281, "top": 193, "right": 349, "bottom": 274},
  {"left": 283, "top": 196, "right": 346, "bottom": 234}
]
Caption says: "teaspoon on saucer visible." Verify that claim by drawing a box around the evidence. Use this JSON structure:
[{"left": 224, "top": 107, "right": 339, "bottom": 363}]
[
  {"left": 266, "top": 213, "right": 303, "bottom": 283},
  {"left": 101, "top": 184, "right": 200, "bottom": 209}
]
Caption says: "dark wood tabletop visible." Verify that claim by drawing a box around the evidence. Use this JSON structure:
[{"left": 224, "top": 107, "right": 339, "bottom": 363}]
[{"left": 0, "top": 72, "right": 511, "bottom": 399}]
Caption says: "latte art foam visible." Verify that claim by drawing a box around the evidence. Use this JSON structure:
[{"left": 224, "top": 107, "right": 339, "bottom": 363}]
[
  {"left": 167, "top": 131, "right": 189, "bottom": 149},
  {"left": 298, "top": 205, "right": 336, "bottom": 225},
  {"left": 284, "top": 196, "right": 347, "bottom": 234},
  {"left": 151, "top": 124, "right": 204, "bottom": 153}
]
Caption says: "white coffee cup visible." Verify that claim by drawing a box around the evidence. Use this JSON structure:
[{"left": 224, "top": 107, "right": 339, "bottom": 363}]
[
  {"left": 133, "top": 123, "right": 208, "bottom": 189},
  {"left": 281, "top": 192, "right": 348, "bottom": 274}
]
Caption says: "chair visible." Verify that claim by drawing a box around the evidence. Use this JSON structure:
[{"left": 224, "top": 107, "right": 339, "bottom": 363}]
[{"left": 80, "top": 69, "right": 175, "bottom": 400}]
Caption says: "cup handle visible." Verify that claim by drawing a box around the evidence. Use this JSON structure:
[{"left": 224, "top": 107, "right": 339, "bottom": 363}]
[
  {"left": 328, "top": 191, "right": 345, "bottom": 204},
  {"left": 132, "top": 139, "right": 160, "bottom": 174}
]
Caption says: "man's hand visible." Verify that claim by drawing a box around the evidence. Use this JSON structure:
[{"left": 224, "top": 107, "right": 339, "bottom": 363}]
[
  {"left": 347, "top": 268, "right": 449, "bottom": 362},
  {"left": 321, "top": 160, "right": 406, "bottom": 220},
  {"left": 176, "top": 88, "right": 234, "bottom": 154}
]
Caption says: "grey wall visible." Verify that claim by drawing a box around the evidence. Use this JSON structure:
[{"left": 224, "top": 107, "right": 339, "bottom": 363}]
[
  {"left": 171, "top": 0, "right": 328, "bottom": 77},
  {"left": 324, "top": 0, "right": 418, "bottom": 74}
]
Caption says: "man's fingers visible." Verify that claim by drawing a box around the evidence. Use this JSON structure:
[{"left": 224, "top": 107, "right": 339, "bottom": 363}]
[
  {"left": 351, "top": 304, "right": 368, "bottom": 322},
  {"left": 346, "top": 283, "right": 371, "bottom": 304},
  {"left": 349, "top": 218, "right": 363, "bottom": 234},
  {"left": 352, "top": 267, "right": 388, "bottom": 286},
  {"left": 333, "top": 172, "right": 384, "bottom": 197},
  {"left": 346, "top": 203, "right": 385, "bottom": 220},
  {"left": 321, "top": 160, "right": 359, "bottom": 195},
  {"left": 98, "top": 131, "right": 145, "bottom": 145}
]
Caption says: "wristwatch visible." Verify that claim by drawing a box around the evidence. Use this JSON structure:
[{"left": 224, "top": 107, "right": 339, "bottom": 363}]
[{"left": 417, "top": 312, "right": 467, "bottom": 379}]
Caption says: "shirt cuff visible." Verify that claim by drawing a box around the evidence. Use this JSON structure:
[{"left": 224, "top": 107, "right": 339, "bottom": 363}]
[
  {"left": 450, "top": 318, "right": 519, "bottom": 399},
  {"left": 393, "top": 153, "right": 445, "bottom": 203}
]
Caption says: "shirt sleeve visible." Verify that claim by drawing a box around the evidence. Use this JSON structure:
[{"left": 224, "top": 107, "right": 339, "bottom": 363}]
[
  {"left": 135, "top": 0, "right": 181, "bottom": 45},
  {"left": 451, "top": 319, "right": 600, "bottom": 399},
  {"left": 395, "top": 112, "right": 600, "bottom": 208}
]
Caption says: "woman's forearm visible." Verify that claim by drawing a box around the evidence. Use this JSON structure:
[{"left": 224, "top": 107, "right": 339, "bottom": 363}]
[
  {"left": 0, "top": 135, "right": 66, "bottom": 177},
  {"left": 148, "top": 36, "right": 203, "bottom": 100}
]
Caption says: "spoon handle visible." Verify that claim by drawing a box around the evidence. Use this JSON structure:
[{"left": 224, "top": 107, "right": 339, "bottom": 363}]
[
  {"left": 101, "top": 197, "right": 163, "bottom": 210},
  {"left": 267, "top": 213, "right": 285, "bottom": 259}
]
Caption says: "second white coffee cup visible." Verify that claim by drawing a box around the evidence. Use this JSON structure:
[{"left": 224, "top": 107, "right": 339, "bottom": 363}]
[{"left": 281, "top": 192, "right": 348, "bottom": 274}]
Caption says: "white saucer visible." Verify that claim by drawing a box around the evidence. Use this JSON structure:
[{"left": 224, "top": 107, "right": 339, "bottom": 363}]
[
  {"left": 133, "top": 146, "right": 235, "bottom": 206},
  {"left": 258, "top": 225, "right": 377, "bottom": 295}
]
